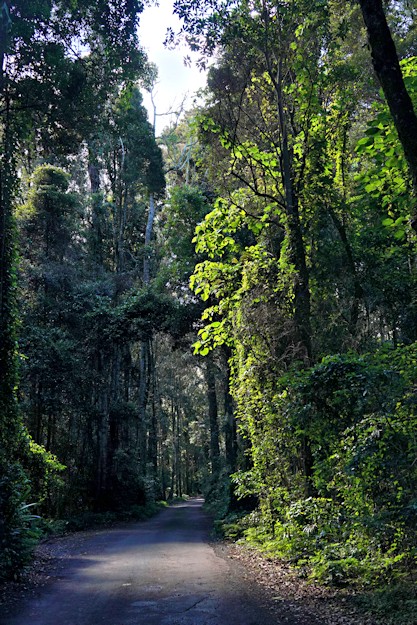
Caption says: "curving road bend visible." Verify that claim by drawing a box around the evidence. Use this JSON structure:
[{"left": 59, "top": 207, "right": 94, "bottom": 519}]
[{"left": 0, "top": 499, "right": 307, "bottom": 625}]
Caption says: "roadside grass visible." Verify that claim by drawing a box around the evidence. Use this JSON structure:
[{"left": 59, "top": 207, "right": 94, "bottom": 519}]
[
  {"left": 214, "top": 511, "right": 417, "bottom": 625},
  {"left": 354, "top": 583, "right": 417, "bottom": 625}
]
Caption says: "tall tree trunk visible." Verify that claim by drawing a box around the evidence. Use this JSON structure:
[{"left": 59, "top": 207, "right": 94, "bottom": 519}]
[
  {"left": 138, "top": 339, "right": 152, "bottom": 477},
  {"left": 116, "top": 187, "right": 128, "bottom": 274},
  {"left": 106, "top": 345, "right": 122, "bottom": 505},
  {"left": 143, "top": 193, "right": 155, "bottom": 283},
  {"left": 88, "top": 159, "right": 104, "bottom": 266},
  {"left": 270, "top": 56, "right": 314, "bottom": 493},
  {"left": 170, "top": 398, "right": 176, "bottom": 496},
  {"left": 222, "top": 347, "right": 237, "bottom": 471},
  {"left": 139, "top": 148, "right": 155, "bottom": 473},
  {"left": 183, "top": 430, "right": 191, "bottom": 495},
  {"left": 328, "top": 207, "right": 363, "bottom": 338},
  {"left": 123, "top": 344, "right": 132, "bottom": 403},
  {"left": 87, "top": 155, "right": 114, "bottom": 509},
  {"left": 205, "top": 357, "right": 220, "bottom": 474},
  {"left": 0, "top": 28, "right": 24, "bottom": 530},
  {"left": 0, "top": 77, "right": 19, "bottom": 455},
  {"left": 274, "top": 59, "right": 312, "bottom": 363},
  {"left": 95, "top": 351, "right": 110, "bottom": 508},
  {"left": 147, "top": 343, "right": 158, "bottom": 485},
  {"left": 143, "top": 93, "right": 158, "bottom": 284},
  {"left": 176, "top": 405, "right": 182, "bottom": 497},
  {"left": 358, "top": 0, "right": 417, "bottom": 229}
]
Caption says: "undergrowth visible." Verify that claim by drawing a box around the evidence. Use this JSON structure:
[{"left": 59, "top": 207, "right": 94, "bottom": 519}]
[
  {"left": 37, "top": 500, "right": 168, "bottom": 535},
  {"left": 354, "top": 583, "right": 417, "bottom": 625}
]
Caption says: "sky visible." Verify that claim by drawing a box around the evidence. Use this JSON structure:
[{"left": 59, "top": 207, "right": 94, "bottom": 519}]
[{"left": 138, "top": 0, "right": 208, "bottom": 135}]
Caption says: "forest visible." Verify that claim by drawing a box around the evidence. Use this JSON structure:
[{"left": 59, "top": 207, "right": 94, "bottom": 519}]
[{"left": 2, "top": 0, "right": 417, "bottom": 606}]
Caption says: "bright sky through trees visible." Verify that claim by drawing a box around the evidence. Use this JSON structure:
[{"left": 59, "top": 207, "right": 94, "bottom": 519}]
[{"left": 138, "top": 0, "right": 207, "bottom": 134}]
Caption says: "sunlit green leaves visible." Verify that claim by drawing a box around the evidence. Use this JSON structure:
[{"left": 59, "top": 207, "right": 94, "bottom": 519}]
[
  {"left": 355, "top": 57, "right": 417, "bottom": 234},
  {"left": 193, "top": 319, "right": 227, "bottom": 354}
]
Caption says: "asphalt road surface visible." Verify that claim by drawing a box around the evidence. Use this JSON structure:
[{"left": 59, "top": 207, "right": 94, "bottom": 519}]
[{"left": 1, "top": 499, "right": 287, "bottom": 625}]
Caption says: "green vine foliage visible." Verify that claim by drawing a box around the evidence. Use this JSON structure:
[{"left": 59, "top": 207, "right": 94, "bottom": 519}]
[
  {"left": 188, "top": 35, "right": 417, "bottom": 583},
  {"left": 230, "top": 348, "right": 417, "bottom": 585},
  {"left": 190, "top": 79, "right": 417, "bottom": 580},
  {"left": 23, "top": 439, "right": 66, "bottom": 516},
  {"left": 0, "top": 438, "right": 65, "bottom": 580},
  {"left": 0, "top": 463, "right": 36, "bottom": 580},
  {"left": 355, "top": 57, "right": 417, "bottom": 240},
  {"left": 0, "top": 110, "right": 32, "bottom": 581}
]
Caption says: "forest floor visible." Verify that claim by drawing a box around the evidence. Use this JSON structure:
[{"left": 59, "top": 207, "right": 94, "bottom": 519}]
[
  {"left": 0, "top": 501, "right": 383, "bottom": 625},
  {"left": 227, "top": 544, "right": 381, "bottom": 625}
]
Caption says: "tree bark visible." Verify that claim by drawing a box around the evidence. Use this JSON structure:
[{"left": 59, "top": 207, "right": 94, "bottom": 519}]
[
  {"left": 222, "top": 347, "right": 237, "bottom": 471},
  {"left": 138, "top": 340, "right": 149, "bottom": 475},
  {"left": 95, "top": 351, "right": 110, "bottom": 509},
  {"left": 176, "top": 405, "right": 182, "bottom": 496},
  {"left": 358, "top": 0, "right": 417, "bottom": 229},
  {"left": 328, "top": 207, "right": 364, "bottom": 338},
  {"left": 0, "top": 1, "right": 10, "bottom": 95},
  {"left": 170, "top": 399, "right": 176, "bottom": 496},
  {"left": 147, "top": 345, "right": 158, "bottom": 480},
  {"left": 273, "top": 59, "right": 313, "bottom": 363},
  {"left": 88, "top": 159, "right": 105, "bottom": 266},
  {"left": 205, "top": 357, "right": 221, "bottom": 474},
  {"left": 143, "top": 193, "right": 155, "bottom": 284},
  {"left": 0, "top": 68, "right": 20, "bottom": 460},
  {"left": 271, "top": 54, "right": 314, "bottom": 492}
]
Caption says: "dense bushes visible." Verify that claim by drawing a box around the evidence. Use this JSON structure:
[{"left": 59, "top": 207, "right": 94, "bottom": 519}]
[
  {"left": 0, "top": 462, "right": 40, "bottom": 580},
  {"left": 229, "top": 348, "right": 417, "bottom": 585},
  {"left": 0, "top": 434, "right": 66, "bottom": 580}
]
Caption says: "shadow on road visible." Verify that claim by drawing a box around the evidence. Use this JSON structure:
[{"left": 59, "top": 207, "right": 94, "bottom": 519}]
[{"left": 0, "top": 497, "right": 313, "bottom": 625}]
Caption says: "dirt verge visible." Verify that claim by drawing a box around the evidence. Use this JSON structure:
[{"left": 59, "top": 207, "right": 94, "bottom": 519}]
[{"left": 226, "top": 543, "right": 381, "bottom": 625}]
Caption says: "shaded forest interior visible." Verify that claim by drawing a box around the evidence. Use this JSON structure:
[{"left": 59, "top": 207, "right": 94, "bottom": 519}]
[{"left": 3, "top": 2, "right": 417, "bottom": 613}]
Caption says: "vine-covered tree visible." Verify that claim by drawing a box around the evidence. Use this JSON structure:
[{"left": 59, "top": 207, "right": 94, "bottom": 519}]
[{"left": 172, "top": 0, "right": 417, "bottom": 585}]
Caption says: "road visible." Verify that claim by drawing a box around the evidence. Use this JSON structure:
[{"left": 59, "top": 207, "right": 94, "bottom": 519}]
[{"left": 0, "top": 499, "right": 313, "bottom": 625}]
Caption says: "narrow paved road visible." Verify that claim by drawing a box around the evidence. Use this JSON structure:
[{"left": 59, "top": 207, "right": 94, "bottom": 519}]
[{"left": 0, "top": 500, "right": 309, "bottom": 625}]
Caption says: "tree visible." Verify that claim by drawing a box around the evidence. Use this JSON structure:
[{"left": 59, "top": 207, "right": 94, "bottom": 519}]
[
  {"left": 17, "top": 165, "right": 81, "bottom": 451},
  {"left": 173, "top": 1, "right": 417, "bottom": 584},
  {"left": 358, "top": 0, "right": 417, "bottom": 229},
  {"left": 181, "top": 1, "right": 340, "bottom": 494},
  {"left": 0, "top": 0, "right": 146, "bottom": 577}
]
